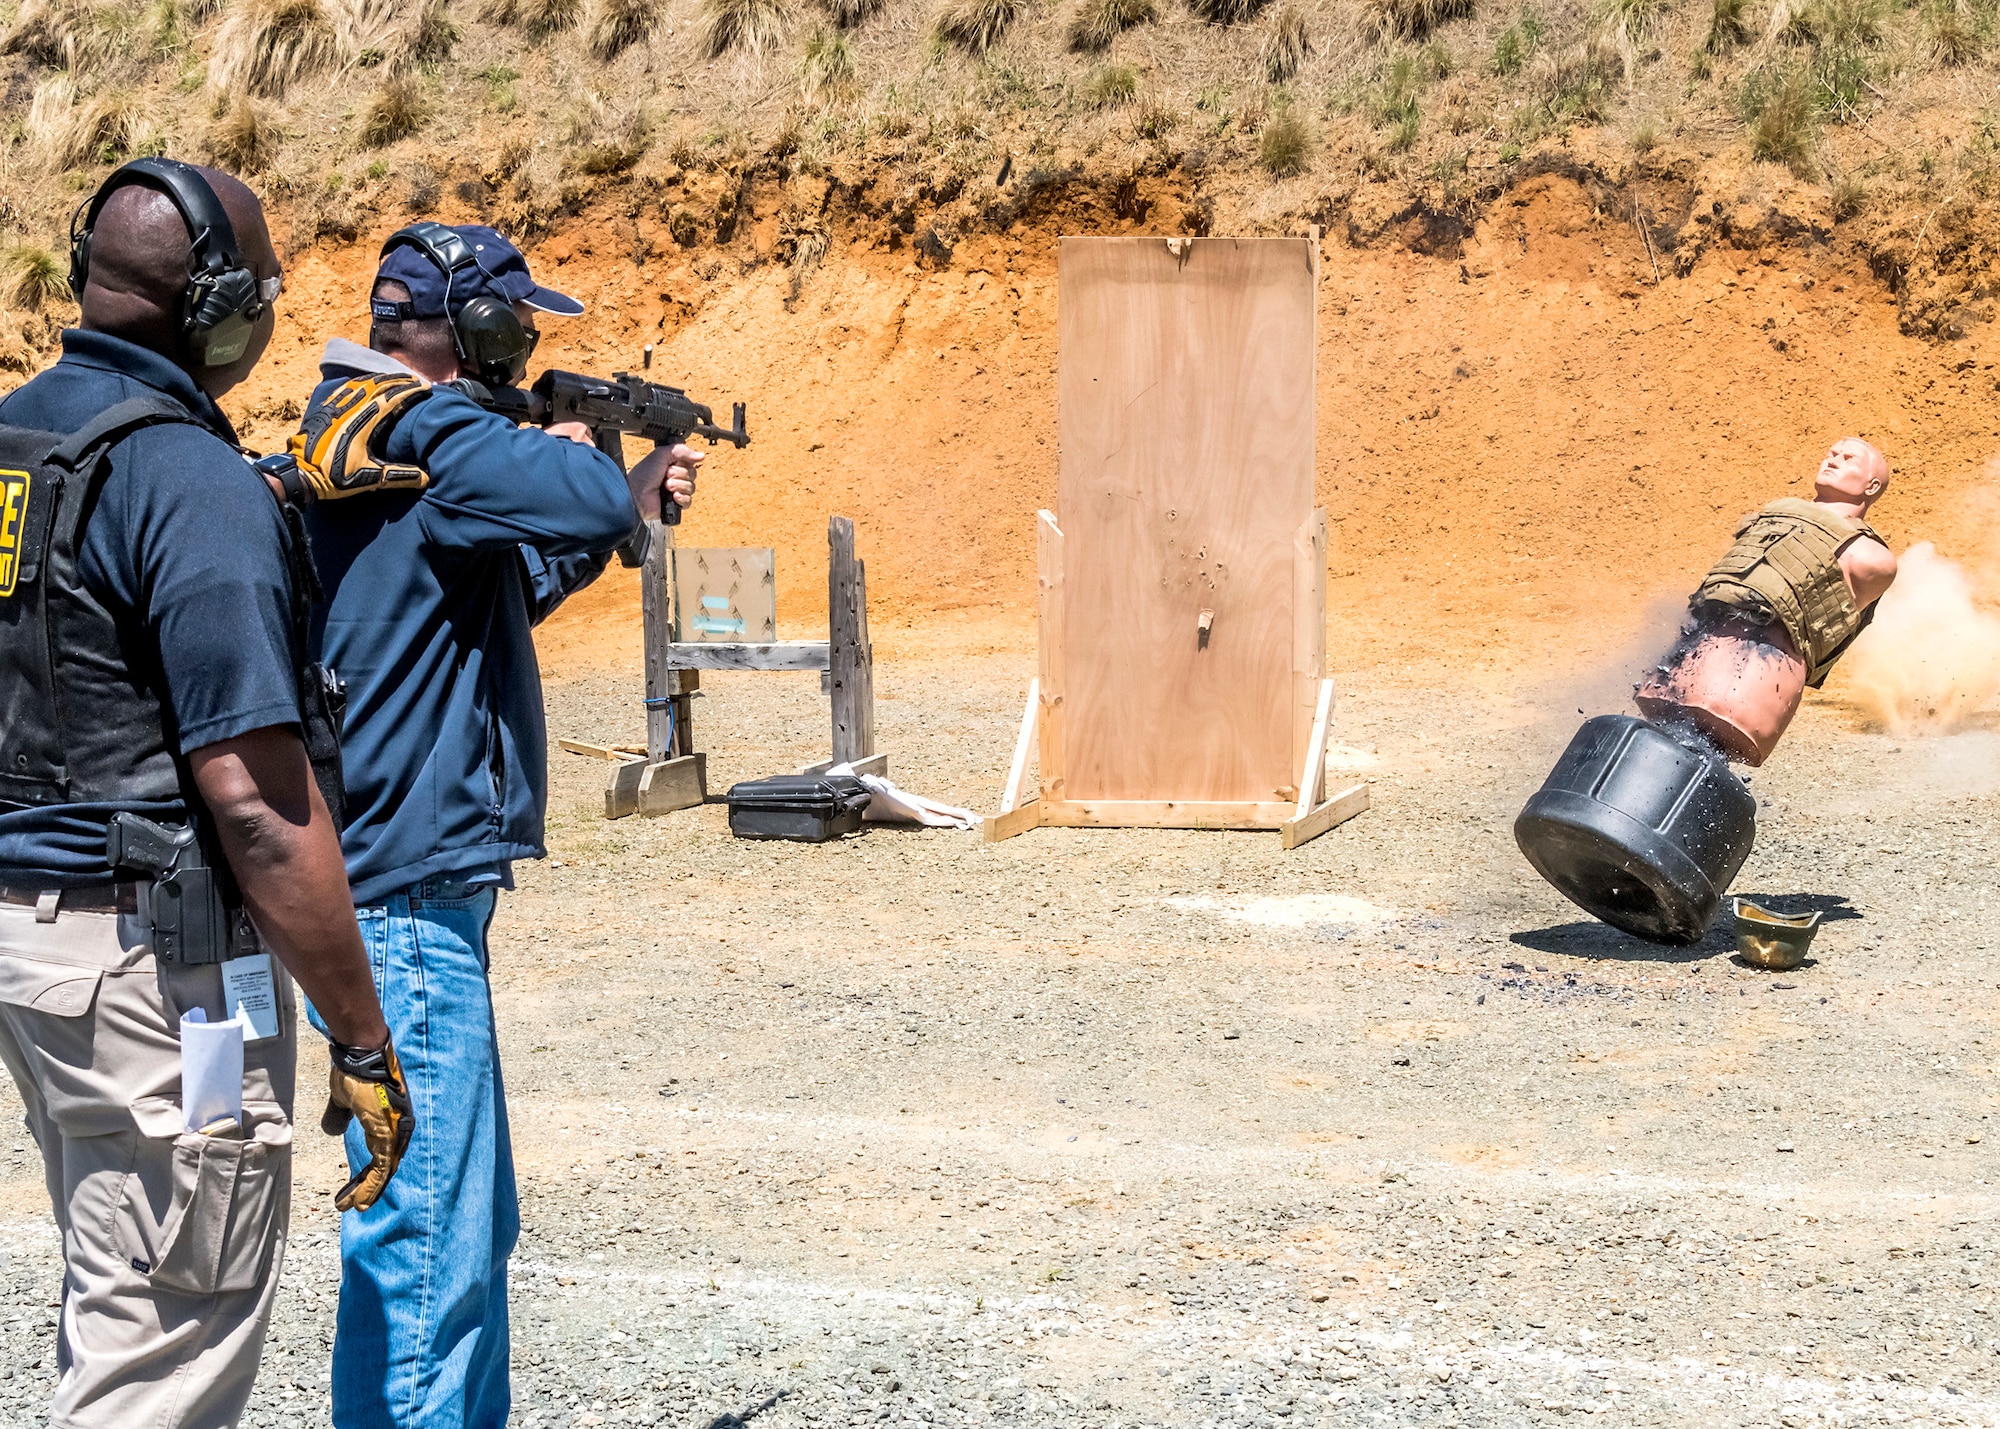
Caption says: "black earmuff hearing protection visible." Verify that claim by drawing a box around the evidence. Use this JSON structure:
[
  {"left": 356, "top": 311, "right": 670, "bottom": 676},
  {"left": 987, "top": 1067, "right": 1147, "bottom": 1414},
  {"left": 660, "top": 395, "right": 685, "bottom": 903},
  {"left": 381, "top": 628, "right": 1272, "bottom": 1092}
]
[
  {"left": 373, "top": 222, "right": 537, "bottom": 388},
  {"left": 69, "top": 157, "right": 270, "bottom": 370}
]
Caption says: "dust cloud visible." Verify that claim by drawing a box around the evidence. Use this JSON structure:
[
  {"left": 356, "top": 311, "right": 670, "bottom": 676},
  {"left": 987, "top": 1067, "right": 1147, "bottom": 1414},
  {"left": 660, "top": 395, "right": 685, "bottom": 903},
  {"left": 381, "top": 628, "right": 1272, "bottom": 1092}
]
[{"left": 1841, "top": 537, "right": 2000, "bottom": 734}]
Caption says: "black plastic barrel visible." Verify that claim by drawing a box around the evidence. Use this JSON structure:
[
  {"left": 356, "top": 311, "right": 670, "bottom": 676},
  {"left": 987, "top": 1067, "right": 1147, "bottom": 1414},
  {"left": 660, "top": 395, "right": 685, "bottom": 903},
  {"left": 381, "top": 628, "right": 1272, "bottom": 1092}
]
[{"left": 1514, "top": 714, "right": 1756, "bottom": 945}]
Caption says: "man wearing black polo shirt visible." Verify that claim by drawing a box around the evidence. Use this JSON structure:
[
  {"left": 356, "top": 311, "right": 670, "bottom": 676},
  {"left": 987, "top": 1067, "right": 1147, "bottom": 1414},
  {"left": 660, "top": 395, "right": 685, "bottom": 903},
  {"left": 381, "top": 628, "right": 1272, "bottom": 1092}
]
[{"left": 0, "top": 160, "right": 405, "bottom": 1427}]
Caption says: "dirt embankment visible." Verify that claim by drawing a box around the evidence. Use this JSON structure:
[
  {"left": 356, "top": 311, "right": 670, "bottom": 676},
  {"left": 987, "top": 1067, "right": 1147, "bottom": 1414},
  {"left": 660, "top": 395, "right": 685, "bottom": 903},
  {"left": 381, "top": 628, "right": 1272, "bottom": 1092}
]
[{"left": 222, "top": 159, "right": 2000, "bottom": 695}]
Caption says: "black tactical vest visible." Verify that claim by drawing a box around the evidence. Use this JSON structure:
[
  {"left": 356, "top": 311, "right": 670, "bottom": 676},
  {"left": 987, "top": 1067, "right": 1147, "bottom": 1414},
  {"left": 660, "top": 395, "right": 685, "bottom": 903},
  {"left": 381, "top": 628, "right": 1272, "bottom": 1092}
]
[{"left": 0, "top": 395, "right": 345, "bottom": 823}]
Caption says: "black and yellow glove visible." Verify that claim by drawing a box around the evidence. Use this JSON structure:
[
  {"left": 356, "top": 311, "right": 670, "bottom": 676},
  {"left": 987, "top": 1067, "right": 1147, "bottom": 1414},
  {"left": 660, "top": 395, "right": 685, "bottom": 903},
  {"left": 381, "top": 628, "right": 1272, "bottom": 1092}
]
[
  {"left": 287, "top": 374, "right": 432, "bottom": 502},
  {"left": 323, "top": 1034, "right": 415, "bottom": 1213}
]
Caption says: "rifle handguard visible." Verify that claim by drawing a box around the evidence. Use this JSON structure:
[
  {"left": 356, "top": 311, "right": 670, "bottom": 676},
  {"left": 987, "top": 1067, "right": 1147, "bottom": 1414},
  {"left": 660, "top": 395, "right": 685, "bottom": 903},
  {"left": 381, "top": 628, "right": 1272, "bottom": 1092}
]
[{"left": 288, "top": 375, "right": 433, "bottom": 502}]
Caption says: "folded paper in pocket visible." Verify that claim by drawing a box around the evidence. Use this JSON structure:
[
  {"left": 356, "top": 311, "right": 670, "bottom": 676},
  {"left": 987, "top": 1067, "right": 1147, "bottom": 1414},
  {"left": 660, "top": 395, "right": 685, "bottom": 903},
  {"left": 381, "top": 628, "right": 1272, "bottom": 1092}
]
[{"left": 179, "top": 1008, "right": 244, "bottom": 1132}]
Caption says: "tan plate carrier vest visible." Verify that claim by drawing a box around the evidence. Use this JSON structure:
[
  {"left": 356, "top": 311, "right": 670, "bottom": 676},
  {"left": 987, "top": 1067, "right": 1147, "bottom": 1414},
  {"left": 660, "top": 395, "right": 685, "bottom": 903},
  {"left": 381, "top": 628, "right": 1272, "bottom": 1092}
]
[{"left": 1695, "top": 497, "right": 1885, "bottom": 689}]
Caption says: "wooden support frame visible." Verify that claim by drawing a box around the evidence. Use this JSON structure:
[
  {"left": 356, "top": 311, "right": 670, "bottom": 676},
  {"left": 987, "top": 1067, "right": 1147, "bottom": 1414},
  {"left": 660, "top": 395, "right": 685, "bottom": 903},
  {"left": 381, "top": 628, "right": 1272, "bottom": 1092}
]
[
  {"left": 580, "top": 515, "right": 887, "bottom": 819},
  {"left": 661, "top": 642, "right": 830, "bottom": 672}
]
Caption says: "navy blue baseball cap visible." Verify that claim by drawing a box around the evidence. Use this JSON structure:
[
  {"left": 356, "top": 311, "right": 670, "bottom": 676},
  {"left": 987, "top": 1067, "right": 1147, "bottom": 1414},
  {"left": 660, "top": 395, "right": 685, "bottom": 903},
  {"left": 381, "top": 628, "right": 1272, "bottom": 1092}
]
[{"left": 374, "top": 223, "right": 584, "bottom": 320}]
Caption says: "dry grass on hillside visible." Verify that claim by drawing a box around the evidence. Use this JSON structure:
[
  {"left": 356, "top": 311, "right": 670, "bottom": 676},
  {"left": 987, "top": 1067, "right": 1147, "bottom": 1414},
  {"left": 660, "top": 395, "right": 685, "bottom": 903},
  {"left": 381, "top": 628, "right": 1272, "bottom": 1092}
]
[{"left": 5, "top": 0, "right": 2000, "bottom": 358}]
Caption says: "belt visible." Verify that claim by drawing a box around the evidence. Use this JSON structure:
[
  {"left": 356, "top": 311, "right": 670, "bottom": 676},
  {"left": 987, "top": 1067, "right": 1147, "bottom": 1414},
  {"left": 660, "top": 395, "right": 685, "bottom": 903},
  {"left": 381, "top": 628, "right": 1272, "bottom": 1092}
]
[{"left": 0, "top": 884, "right": 140, "bottom": 915}]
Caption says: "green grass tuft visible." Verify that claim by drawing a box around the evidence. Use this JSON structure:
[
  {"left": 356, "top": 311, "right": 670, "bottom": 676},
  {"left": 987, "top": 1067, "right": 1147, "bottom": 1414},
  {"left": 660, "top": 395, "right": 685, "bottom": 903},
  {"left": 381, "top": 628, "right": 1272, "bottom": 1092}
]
[
  {"left": 203, "top": 94, "right": 279, "bottom": 170},
  {"left": 1528, "top": 37, "right": 1616, "bottom": 124},
  {"left": 1704, "top": 0, "right": 1748, "bottom": 51},
  {"left": 702, "top": 0, "right": 790, "bottom": 55},
  {"left": 1259, "top": 5, "right": 1310, "bottom": 80},
  {"left": 1067, "top": 0, "right": 1154, "bottom": 52},
  {"left": 589, "top": 0, "right": 660, "bottom": 59},
  {"left": 1925, "top": 0, "right": 1981, "bottom": 65},
  {"left": 819, "top": 0, "right": 881, "bottom": 24},
  {"left": 1257, "top": 105, "right": 1312, "bottom": 174},
  {"left": 1366, "top": 0, "right": 1472, "bottom": 42},
  {"left": 933, "top": 0, "right": 1020, "bottom": 51},
  {"left": 799, "top": 24, "right": 854, "bottom": 97},
  {"left": 1828, "top": 171, "right": 1866, "bottom": 219},
  {"left": 4, "top": 245, "right": 73, "bottom": 312},
  {"left": 209, "top": 0, "right": 340, "bottom": 99},
  {"left": 1743, "top": 64, "right": 1817, "bottom": 175},
  {"left": 1081, "top": 60, "right": 1138, "bottom": 104},
  {"left": 482, "top": 0, "right": 581, "bottom": 37},
  {"left": 405, "top": 0, "right": 461, "bottom": 62},
  {"left": 1490, "top": 8, "right": 1541, "bottom": 72},
  {"left": 358, "top": 73, "right": 426, "bottom": 145},
  {"left": 1189, "top": 0, "right": 1268, "bottom": 21}
]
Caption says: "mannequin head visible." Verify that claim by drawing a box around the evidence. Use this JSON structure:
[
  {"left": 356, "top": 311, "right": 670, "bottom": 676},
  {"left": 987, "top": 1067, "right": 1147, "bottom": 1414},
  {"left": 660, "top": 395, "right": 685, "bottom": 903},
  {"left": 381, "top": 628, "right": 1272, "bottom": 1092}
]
[{"left": 1813, "top": 437, "right": 1889, "bottom": 512}]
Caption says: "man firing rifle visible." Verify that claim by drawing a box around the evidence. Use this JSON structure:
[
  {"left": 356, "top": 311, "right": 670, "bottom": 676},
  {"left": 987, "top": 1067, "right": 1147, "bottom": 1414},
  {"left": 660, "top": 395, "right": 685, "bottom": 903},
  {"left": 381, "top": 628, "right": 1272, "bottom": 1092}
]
[{"left": 277, "top": 221, "right": 735, "bottom": 1429}]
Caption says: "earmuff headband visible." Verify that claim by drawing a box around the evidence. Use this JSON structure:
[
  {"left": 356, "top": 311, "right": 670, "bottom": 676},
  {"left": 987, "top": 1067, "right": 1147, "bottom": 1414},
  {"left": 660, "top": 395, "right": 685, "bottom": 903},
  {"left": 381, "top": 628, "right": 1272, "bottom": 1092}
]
[
  {"left": 377, "top": 222, "right": 534, "bottom": 387},
  {"left": 70, "top": 158, "right": 265, "bottom": 370}
]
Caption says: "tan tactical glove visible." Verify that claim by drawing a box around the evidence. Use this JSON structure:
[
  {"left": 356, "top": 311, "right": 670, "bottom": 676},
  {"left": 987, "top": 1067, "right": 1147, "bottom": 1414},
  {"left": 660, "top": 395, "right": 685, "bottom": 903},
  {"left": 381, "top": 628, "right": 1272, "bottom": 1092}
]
[
  {"left": 287, "top": 374, "right": 432, "bottom": 502},
  {"left": 322, "top": 1035, "right": 415, "bottom": 1213}
]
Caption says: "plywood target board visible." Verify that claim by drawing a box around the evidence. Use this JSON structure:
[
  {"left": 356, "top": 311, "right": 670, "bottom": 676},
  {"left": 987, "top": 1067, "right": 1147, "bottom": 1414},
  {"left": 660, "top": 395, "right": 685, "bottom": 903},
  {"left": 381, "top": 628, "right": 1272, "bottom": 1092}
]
[
  {"left": 1056, "top": 236, "right": 1320, "bottom": 805},
  {"left": 671, "top": 547, "right": 777, "bottom": 643}
]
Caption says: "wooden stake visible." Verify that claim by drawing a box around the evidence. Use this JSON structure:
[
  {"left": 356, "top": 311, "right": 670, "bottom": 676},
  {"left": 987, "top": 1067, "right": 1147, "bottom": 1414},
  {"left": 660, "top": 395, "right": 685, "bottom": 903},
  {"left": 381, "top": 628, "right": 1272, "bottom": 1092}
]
[
  {"left": 1036, "top": 511, "right": 1066, "bottom": 806},
  {"left": 828, "top": 515, "right": 874, "bottom": 765},
  {"left": 641, "top": 517, "right": 684, "bottom": 762},
  {"left": 1293, "top": 678, "right": 1334, "bottom": 820}
]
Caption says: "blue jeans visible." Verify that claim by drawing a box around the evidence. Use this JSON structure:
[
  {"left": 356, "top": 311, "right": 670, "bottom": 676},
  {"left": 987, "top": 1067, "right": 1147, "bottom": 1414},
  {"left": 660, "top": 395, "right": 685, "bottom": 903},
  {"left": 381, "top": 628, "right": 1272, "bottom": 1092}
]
[{"left": 307, "top": 879, "right": 517, "bottom": 1429}]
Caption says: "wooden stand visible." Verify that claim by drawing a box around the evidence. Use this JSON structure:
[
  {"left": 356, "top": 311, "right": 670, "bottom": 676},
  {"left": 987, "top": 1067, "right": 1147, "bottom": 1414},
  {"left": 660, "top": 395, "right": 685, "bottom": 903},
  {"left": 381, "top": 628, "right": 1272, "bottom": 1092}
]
[
  {"left": 588, "top": 515, "right": 883, "bottom": 819},
  {"left": 985, "top": 236, "right": 1368, "bottom": 849}
]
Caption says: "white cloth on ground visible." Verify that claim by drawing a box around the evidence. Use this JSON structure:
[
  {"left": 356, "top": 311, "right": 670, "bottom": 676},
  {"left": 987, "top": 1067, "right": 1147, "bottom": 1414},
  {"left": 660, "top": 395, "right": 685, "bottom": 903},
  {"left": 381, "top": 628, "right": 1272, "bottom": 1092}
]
[{"left": 826, "top": 764, "right": 982, "bottom": 829}]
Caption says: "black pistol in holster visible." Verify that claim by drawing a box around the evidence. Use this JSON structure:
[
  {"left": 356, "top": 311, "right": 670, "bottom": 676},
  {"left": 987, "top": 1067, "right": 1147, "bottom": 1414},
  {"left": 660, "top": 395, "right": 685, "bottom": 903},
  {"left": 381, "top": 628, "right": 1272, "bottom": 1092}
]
[{"left": 105, "top": 813, "right": 253, "bottom": 965}]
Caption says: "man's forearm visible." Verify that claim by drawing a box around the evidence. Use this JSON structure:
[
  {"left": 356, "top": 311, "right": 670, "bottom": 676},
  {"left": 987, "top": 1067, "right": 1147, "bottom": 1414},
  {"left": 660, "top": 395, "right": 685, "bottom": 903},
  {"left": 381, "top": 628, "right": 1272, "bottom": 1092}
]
[{"left": 190, "top": 728, "right": 388, "bottom": 1049}]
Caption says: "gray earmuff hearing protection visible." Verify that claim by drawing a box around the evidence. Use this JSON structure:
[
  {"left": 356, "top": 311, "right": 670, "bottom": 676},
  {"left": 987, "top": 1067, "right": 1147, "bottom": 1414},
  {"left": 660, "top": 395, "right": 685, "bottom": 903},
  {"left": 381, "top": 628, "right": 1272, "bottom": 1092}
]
[
  {"left": 69, "top": 157, "right": 270, "bottom": 370},
  {"left": 373, "top": 222, "right": 537, "bottom": 388}
]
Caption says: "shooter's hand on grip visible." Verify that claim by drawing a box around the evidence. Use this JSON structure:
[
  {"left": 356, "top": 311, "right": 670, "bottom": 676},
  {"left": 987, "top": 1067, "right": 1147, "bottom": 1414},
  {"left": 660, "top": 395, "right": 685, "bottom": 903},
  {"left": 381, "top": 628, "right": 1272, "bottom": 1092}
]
[
  {"left": 627, "top": 441, "right": 702, "bottom": 524},
  {"left": 323, "top": 1035, "right": 415, "bottom": 1212}
]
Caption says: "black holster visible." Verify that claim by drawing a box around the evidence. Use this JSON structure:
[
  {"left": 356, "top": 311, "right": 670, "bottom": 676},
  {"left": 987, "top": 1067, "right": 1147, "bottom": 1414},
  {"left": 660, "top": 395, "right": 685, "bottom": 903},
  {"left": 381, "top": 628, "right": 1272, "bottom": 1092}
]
[{"left": 106, "top": 812, "right": 254, "bottom": 964}]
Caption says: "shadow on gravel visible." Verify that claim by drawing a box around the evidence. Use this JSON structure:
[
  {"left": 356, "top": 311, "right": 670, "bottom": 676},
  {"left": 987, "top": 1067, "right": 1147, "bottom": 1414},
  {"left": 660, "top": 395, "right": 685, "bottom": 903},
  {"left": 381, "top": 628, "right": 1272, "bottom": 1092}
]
[
  {"left": 1508, "top": 921, "right": 1728, "bottom": 963},
  {"left": 1731, "top": 891, "right": 1864, "bottom": 922},
  {"left": 1511, "top": 892, "right": 1862, "bottom": 963}
]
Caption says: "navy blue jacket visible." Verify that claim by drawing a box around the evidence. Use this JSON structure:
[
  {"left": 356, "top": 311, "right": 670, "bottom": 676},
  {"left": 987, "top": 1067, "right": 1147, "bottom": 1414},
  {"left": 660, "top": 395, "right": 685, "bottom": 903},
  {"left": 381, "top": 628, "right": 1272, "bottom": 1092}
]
[{"left": 305, "top": 342, "right": 637, "bottom": 905}]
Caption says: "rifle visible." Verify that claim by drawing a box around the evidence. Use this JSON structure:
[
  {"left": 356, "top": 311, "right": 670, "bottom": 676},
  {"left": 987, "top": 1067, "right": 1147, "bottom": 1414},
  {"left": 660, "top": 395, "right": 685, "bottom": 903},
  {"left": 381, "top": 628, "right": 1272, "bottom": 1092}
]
[{"left": 452, "top": 369, "right": 751, "bottom": 561}]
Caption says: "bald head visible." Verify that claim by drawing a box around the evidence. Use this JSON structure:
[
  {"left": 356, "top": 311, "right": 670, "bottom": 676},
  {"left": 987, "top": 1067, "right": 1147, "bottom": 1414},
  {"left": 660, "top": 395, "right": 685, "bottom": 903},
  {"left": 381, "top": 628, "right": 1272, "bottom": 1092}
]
[
  {"left": 1814, "top": 437, "right": 1890, "bottom": 514},
  {"left": 78, "top": 164, "right": 280, "bottom": 398}
]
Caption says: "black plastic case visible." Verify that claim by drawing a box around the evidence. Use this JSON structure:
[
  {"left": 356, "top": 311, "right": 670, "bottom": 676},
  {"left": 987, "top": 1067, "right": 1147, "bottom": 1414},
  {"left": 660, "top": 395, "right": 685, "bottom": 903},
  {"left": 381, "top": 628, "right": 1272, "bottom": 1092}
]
[{"left": 725, "top": 775, "right": 871, "bottom": 842}]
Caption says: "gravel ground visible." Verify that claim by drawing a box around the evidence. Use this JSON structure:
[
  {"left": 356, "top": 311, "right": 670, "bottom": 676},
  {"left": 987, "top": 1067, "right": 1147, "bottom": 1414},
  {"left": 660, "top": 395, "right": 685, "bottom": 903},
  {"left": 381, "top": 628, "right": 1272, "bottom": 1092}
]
[{"left": 0, "top": 648, "right": 1995, "bottom": 1429}]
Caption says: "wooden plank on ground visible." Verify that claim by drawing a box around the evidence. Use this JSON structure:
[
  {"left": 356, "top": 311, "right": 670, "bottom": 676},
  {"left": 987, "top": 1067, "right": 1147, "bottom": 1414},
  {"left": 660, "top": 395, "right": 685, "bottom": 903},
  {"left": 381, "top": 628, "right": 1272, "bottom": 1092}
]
[
  {"left": 638, "top": 754, "right": 706, "bottom": 817},
  {"left": 663, "top": 642, "right": 830, "bottom": 672},
  {"left": 1038, "top": 799, "right": 1296, "bottom": 830},
  {"left": 1057, "top": 236, "right": 1317, "bottom": 804},
  {"left": 1280, "top": 781, "right": 1370, "bottom": 850},
  {"left": 828, "top": 515, "right": 875, "bottom": 765},
  {"left": 605, "top": 757, "right": 646, "bottom": 820},
  {"left": 670, "top": 548, "right": 776, "bottom": 643},
  {"left": 983, "top": 798, "right": 1043, "bottom": 843},
  {"left": 560, "top": 739, "right": 648, "bottom": 761}
]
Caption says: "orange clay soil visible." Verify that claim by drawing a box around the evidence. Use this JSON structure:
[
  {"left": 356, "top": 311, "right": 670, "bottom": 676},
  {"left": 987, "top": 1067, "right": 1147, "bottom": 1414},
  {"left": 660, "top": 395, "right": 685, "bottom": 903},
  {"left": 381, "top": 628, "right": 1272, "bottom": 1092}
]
[{"left": 225, "top": 171, "right": 2000, "bottom": 690}]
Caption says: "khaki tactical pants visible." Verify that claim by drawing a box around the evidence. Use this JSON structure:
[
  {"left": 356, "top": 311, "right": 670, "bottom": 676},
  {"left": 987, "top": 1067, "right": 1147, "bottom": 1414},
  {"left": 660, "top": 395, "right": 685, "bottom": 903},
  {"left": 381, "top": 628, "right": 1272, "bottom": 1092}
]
[{"left": 0, "top": 900, "right": 296, "bottom": 1429}]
